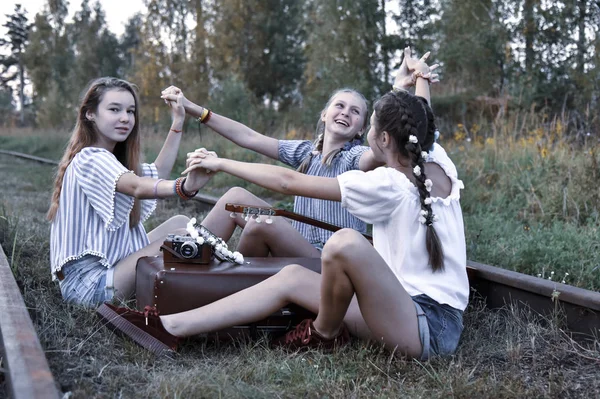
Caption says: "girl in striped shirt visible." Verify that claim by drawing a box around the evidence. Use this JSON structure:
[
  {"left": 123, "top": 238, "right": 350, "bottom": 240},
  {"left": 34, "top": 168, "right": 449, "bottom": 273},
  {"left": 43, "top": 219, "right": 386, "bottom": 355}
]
[
  {"left": 48, "top": 77, "right": 214, "bottom": 307},
  {"left": 160, "top": 47, "right": 439, "bottom": 257}
]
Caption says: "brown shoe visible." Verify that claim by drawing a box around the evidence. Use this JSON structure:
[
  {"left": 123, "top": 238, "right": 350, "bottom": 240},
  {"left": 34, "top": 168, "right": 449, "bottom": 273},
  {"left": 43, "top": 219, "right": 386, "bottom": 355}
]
[
  {"left": 271, "top": 319, "right": 350, "bottom": 352},
  {"left": 97, "top": 303, "right": 179, "bottom": 357}
]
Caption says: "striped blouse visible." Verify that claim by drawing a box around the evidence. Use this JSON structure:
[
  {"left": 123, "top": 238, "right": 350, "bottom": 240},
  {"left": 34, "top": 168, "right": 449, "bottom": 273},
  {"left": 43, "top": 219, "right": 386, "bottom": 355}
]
[
  {"left": 50, "top": 147, "right": 157, "bottom": 280},
  {"left": 278, "top": 140, "right": 369, "bottom": 246}
]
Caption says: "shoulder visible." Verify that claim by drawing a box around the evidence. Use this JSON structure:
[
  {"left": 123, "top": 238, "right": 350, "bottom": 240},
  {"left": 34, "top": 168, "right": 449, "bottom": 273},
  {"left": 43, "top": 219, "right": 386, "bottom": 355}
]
[
  {"left": 279, "top": 139, "right": 314, "bottom": 152},
  {"left": 74, "top": 147, "right": 118, "bottom": 165}
]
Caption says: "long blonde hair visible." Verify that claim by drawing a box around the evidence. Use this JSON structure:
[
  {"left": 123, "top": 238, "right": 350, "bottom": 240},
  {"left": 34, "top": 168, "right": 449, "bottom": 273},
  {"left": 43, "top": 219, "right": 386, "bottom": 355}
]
[
  {"left": 297, "top": 88, "right": 369, "bottom": 173},
  {"left": 47, "top": 77, "right": 142, "bottom": 227}
]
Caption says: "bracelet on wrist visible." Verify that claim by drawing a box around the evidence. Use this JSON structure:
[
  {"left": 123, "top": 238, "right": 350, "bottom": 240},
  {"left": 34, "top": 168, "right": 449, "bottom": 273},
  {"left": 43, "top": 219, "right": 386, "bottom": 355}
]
[
  {"left": 174, "top": 177, "right": 198, "bottom": 200},
  {"left": 197, "top": 107, "right": 212, "bottom": 124},
  {"left": 153, "top": 179, "right": 164, "bottom": 198},
  {"left": 411, "top": 71, "right": 430, "bottom": 85},
  {"left": 170, "top": 128, "right": 182, "bottom": 133}
]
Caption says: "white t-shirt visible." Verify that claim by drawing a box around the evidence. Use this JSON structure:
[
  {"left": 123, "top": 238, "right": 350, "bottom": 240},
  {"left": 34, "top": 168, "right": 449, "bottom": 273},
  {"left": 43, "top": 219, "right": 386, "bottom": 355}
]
[{"left": 337, "top": 144, "right": 469, "bottom": 310}]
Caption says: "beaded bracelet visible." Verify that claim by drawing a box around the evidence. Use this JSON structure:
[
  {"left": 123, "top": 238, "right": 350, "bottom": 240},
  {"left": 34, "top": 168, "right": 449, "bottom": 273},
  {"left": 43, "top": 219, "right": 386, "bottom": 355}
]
[{"left": 174, "top": 177, "right": 198, "bottom": 200}]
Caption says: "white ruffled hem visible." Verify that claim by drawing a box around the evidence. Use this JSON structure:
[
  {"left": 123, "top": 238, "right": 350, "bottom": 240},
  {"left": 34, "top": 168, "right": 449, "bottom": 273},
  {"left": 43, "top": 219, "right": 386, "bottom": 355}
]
[
  {"left": 105, "top": 170, "right": 136, "bottom": 231},
  {"left": 52, "top": 251, "right": 111, "bottom": 281}
]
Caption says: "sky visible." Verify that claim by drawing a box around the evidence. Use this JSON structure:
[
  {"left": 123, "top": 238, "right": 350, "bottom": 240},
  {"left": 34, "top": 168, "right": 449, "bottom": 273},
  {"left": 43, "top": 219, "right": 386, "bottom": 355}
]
[{"left": 0, "top": 0, "right": 147, "bottom": 37}]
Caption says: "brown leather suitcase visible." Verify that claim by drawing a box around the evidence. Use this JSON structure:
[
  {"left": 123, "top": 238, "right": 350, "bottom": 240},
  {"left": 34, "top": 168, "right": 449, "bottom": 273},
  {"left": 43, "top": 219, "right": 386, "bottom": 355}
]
[{"left": 135, "top": 256, "right": 322, "bottom": 337}]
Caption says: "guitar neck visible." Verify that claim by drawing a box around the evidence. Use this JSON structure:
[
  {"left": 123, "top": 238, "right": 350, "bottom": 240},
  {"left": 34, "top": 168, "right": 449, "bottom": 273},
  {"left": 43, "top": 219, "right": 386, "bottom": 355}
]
[{"left": 225, "top": 203, "right": 373, "bottom": 241}]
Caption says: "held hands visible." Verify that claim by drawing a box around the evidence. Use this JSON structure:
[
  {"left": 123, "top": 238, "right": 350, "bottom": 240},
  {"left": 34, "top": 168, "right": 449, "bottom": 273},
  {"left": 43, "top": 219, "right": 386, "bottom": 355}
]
[
  {"left": 183, "top": 148, "right": 221, "bottom": 175},
  {"left": 161, "top": 86, "right": 192, "bottom": 115},
  {"left": 393, "top": 47, "right": 440, "bottom": 91},
  {"left": 182, "top": 148, "right": 219, "bottom": 193},
  {"left": 163, "top": 86, "right": 186, "bottom": 126}
]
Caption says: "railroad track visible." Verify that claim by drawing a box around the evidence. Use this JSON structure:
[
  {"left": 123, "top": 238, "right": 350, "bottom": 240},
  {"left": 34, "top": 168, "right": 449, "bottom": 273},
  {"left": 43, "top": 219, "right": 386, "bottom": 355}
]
[
  {"left": 0, "top": 243, "right": 59, "bottom": 398},
  {"left": 1, "top": 148, "right": 599, "bottom": 396}
]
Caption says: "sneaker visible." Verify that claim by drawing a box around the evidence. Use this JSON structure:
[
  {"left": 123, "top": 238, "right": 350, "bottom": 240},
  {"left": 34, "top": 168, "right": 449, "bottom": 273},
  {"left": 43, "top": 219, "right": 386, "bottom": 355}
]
[
  {"left": 97, "top": 303, "right": 179, "bottom": 357},
  {"left": 271, "top": 319, "right": 350, "bottom": 352}
]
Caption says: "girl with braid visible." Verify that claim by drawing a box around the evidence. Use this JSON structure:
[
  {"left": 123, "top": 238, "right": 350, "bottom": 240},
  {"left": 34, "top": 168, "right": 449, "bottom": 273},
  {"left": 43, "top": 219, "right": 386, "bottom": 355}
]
[
  {"left": 159, "top": 47, "right": 440, "bottom": 257},
  {"left": 98, "top": 72, "right": 468, "bottom": 360}
]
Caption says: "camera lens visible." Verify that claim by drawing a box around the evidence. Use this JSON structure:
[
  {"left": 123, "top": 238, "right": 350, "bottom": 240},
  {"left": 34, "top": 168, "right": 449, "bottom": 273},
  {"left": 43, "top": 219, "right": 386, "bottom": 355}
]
[{"left": 180, "top": 241, "right": 199, "bottom": 258}]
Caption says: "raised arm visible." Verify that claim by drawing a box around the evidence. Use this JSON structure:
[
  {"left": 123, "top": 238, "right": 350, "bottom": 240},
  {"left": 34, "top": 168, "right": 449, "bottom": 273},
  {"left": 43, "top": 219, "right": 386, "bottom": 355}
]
[
  {"left": 393, "top": 47, "right": 439, "bottom": 106},
  {"left": 161, "top": 86, "right": 279, "bottom": 160},
  {"left": 183, "top": 150, "right": 342, "bottom": 202},
  {"left": 153, "top": 92, "right": 186, "bottom": 178}
]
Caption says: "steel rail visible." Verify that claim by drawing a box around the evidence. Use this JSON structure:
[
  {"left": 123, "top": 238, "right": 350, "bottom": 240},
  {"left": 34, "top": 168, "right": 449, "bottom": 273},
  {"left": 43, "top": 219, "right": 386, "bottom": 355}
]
[
  {"left": 0, "top": 244, "right": 59, "bottom": 398},
  {"left": 0, "top": 150, "right": 58, "bottom": 165}
]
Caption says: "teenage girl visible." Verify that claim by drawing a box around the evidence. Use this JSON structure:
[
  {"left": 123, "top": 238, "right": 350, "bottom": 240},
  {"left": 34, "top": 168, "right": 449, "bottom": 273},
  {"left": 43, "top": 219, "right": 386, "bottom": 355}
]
[
  {"left": 98, "top": 80, "right": 468, "bottom": 360},
  {"left": 48, "top": 77, "right": 214, "bottom": 307},
  {"left": 160, "top": 47, "right": 439, "bottom": 257}
]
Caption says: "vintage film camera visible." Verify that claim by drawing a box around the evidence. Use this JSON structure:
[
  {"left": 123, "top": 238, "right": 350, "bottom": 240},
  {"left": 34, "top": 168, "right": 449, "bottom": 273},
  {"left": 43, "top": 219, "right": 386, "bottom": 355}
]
[{"left": 161, "top": 234, "right": 212, "bottom": 264}]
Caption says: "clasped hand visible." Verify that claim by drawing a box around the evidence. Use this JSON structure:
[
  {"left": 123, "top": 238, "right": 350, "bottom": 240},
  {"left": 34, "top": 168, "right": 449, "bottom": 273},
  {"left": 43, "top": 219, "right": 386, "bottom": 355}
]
[
  {"left": 393, "top": 46, "right": 440, "bottom": 91},
  {"left": 182, "top": 148, "right": 219, "bottom": 192}
]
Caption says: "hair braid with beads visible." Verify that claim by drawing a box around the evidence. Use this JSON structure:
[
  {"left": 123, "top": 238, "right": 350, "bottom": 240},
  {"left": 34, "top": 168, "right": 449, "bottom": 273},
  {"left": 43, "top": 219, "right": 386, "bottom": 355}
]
[{"left": 374, "top": 91, "right": 444, "bottom": 272}]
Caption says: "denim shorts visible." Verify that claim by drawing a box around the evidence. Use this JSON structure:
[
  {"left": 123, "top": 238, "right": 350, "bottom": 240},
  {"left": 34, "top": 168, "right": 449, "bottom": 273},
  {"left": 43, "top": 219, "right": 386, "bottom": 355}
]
[
  {"left": 59, "top": 255, "right": 115, "bottom": 307},
  {"left": 412, "top": 294, "right": 464, "bottom": 360}
]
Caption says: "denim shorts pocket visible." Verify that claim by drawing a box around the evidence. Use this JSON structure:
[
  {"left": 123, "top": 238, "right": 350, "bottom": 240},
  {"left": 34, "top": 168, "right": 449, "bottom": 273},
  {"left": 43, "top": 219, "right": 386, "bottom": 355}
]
[{"left": 435, "top": 308, "right": 463, "bottom": 355}]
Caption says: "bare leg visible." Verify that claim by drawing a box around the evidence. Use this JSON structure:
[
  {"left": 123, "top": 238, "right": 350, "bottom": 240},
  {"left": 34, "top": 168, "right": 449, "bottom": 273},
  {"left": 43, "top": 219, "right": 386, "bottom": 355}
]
[
  {"left": 200, "top": 187, "right": 271, "bottom": 240},
  {"left": 161, "top": 264, "right": 322, "bottom": 336},
  {"left": 200, "top": 186, "right": 320, "bottom": 257},
  {"left": 112, "top": 215, "right": 189, "bottom": 300},
  {"left": 312, "top": 229, "right": 422, "bottom": 357},
  {"left": 237, "top": 218, "right": 321, "bottom": 257}
]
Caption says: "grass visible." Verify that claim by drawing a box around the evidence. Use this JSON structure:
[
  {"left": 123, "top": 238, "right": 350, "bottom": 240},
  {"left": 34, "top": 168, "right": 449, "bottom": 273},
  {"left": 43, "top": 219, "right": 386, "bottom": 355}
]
[{"left": 1, "top": 119, "right": 600, "bottom": 397}]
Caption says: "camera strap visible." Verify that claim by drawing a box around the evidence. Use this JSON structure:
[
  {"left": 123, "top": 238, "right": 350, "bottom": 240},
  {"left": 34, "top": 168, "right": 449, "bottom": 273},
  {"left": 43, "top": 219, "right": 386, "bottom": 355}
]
[{"left": 160, "top": 244, "right": 185, "bottom": 259}]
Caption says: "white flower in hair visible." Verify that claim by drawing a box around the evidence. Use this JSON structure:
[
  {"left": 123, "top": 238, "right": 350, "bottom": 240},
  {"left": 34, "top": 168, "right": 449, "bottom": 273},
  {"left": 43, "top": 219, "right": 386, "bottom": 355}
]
[
  {"left": 420, "top": 209, "right": 428, "bottom": 216},
  {"left": 413, "top": 165, "right": 421, "bottom": 176},
  {"left": 409, "top": 135, "right": 418, "bottom": 144},
  {"left": 424, "top": 197, "right": 432, "bottom": 205},
  {"left": 418, "top": 216, "right": 427, "bottom": 224},
  {"left": 421, "top": 151, "right": 428, "bottom": 159},
  {"left": 424, "top": 179, "right": 433, "bottom": 192},
  {"left": 196, "top": 236, "right": 205, "bottom": 245}
]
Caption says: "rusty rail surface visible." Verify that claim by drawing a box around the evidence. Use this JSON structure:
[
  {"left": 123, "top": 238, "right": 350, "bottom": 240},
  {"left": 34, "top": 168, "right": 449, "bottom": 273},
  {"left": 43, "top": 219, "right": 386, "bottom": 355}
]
[
  {"left": 0, "top": 244, "right": 59, "bottom": 398},
  {"left": 467, "top": 260, "right": 600, "bottom": 339}
]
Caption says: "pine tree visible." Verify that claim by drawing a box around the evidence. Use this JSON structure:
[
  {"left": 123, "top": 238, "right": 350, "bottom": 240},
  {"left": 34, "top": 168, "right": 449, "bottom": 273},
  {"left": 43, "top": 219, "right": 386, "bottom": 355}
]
[{"left": 0, "top": 4, "right": 31, "bottom": 125}]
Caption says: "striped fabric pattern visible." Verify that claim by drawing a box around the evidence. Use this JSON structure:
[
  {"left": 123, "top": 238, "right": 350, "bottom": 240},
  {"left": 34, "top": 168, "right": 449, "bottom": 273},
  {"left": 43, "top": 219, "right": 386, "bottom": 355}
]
[
  {"left": 278, "top": 140, "right": 369, "bottom": 246},
  {"left": 50, "top": 147, "right": 158, "bottom": 279}
]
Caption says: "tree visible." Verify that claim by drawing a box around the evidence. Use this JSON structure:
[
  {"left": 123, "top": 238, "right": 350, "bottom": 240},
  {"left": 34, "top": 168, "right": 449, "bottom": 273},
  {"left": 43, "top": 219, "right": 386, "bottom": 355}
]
[
  {"left": 23, "top": 0, "right": 75, "bottom": 127},
  {"left": 69, "top": 0, "right": 121, "bottom": 92},
  {"left": 0, "top": 4, "right": 31, "bottom": 125},
  {"left": 302, "top": 0, "right": 384, "bottom": 124},
  {"left": 210, "top": 0, "right": 306, "bottom": 109}
]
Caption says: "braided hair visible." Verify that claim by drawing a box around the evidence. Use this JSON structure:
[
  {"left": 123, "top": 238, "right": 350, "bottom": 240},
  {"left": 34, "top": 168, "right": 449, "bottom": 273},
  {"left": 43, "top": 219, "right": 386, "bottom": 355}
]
[
  {"left": 297, "top": 88, "right": 368, "bottom": 173},
  {"left": 374, "top": 91, "right": 443, "bottom": 272}
]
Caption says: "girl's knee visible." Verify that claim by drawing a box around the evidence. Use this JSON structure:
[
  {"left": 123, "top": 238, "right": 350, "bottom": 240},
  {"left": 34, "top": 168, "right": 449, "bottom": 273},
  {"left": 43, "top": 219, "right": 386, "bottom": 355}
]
[
  {"left": 322, "top": 229, "right": 364, "bottom": 261},
  {"left": 278, "top": 264, "right": 309, "bottom": 280},
  {"left": 221, "top": 186, "right": 252, "bottom": 201},
  {"left": 242, "top": 219, "right": 269, "bottom": 236}
]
